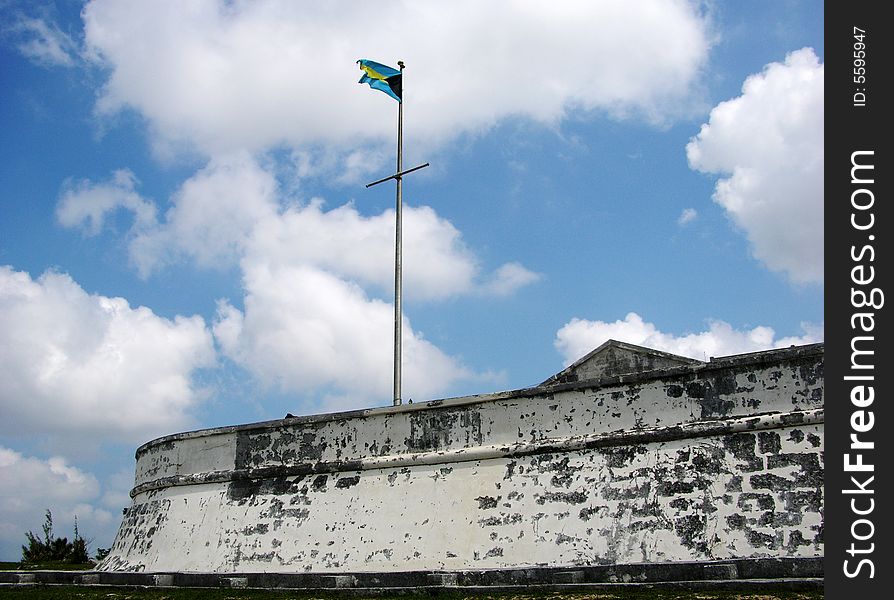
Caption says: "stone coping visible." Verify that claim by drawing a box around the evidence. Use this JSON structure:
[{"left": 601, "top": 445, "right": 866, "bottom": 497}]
[
  {"left": 0, "top": 557, "right": 823, "bottom": 590},
  {"left": 135, "top": 343, "right": 824, "bottom": 458}
]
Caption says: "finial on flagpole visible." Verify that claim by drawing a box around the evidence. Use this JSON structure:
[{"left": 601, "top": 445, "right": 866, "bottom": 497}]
[{"left": 397, "top": 60, "right": 405, "bottom": 69}]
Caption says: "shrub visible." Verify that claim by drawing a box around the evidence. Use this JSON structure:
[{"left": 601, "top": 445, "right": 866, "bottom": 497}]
[{"left": 21, "top": 510, "right": 91, "bottom": 565}]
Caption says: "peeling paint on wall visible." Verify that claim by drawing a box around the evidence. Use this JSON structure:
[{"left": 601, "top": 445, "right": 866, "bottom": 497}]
[{"left": 100, "top": 344, "right": 824, "bottom": 574}]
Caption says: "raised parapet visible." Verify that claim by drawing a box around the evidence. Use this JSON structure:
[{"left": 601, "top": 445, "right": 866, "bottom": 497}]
[
  {"left": 100, "top": 343, "right": 823, "bottom": 573},
  {"left": 539, "top": 339, "right": 705, "bottom": 385}
]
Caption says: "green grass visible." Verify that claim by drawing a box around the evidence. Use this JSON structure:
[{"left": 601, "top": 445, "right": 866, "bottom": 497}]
[{"left": 0, "top": 586, "right": 823, "bottom": 600}]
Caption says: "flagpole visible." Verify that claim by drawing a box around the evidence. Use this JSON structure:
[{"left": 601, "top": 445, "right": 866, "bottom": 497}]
[
  {"left": 393, "top": 60, "right": 405, "bottom": 406},
  {"left": 360, "top": 58, "right": 428, "bottom": 407}
]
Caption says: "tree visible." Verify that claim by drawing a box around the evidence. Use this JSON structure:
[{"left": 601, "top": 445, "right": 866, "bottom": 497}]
[{"left": 21, "top": 510, "right": 91, "bottom": 565}]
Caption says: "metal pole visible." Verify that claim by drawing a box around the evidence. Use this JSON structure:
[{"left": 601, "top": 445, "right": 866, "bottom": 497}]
[{"left": 393, "top": 60, "right": 404, "bottom": 406}]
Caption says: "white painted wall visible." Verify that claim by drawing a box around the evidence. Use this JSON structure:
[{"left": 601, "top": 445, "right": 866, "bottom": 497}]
[{"left": 101, "top": 346, "right": 824, "bottom": 573}]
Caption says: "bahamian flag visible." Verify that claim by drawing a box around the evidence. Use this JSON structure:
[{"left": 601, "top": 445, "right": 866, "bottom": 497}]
[{"left": 357, "top": 59, "right": 402, "bottom": 102}]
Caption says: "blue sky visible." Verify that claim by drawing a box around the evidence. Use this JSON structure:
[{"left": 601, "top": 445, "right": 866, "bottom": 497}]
[{"left": 0, "top": 1, "right": 823, "bottom": 560}]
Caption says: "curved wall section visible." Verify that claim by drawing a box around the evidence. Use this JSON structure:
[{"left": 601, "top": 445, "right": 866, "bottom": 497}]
[{"left": 100, "top": 345, "right": 824, "bottom": 573}]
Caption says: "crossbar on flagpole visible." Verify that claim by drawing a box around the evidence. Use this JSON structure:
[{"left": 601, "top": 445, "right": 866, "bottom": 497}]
[{"left": 365, "top": 162, "right": 430, "bottom": 188}]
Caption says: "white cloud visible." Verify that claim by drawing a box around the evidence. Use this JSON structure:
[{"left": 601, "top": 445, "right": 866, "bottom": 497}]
[
  {"left": 0, "top": 446, "right": 119, "bottom": 561},
  {"left": 66, "top": 155, "right": 539, "bottom": 300},
  {"left": 555, "top": 312, "right": 823, "bottom": 365},
  {"left": 0, "top": 448, "right": 99, "bottom": 509},
  {"left": 0, "top": 266, "right": 216, "bottom": 446},
  {"left": 677, "top": 207, "right": 697, "bottom": 226},
  {"left": 86, "top": 156, "right": 513, "bottom": 404},
  {"left": 81, "top": 0, "right": 710, "bottom": 159},
  {"left": 248, "top": 200, "right": 539, "bottom": 301},
  {"left": 214, "top": 264, "right": 474, "bottom": 405},
  {"left": 687, "top": 48, "right": 823, "bottom": 283},
  {"left": 55, "top": 157, "right": 535, "bottom": 406},
  {"left": 250, "top": 201, "right": 474, "bottom": 300},
  {"left": 480, "top": 262, "right": 543, "bottom": 297},
  {"left": 56, "top": 169, "right": 157, "bottom": 236},
  {"left": 8, "top": 16, "right": 78, "bottom": 67},
  {"left": 129, "top": 153, "right": 279, "bottom": 276}
]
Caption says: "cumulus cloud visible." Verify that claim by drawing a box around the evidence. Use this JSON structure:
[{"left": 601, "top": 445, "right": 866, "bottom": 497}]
[
  {"left": 555, "top": 312, "right": 823, "bottom": 365},
  {"left": 214, "top": 265, "right": 474, "bottom": 403},
  {"left": 129, "top": 154, "right": 279, "bottom": 276},
  {"left": 0, "top": 448, "right": 99, "bottom": 511},
  {"left": 57, "top": 156, "right": 526, "bottom": 404},
  {"left": 56, "top": 169, "right": 157, "bottom": 236},
  {"left": 81, "top": 0, "right": 710, "bottom": 159},
  {"left": 248, "top": 201, "right": 477, "bottom": 300},
  {"left": 0, "top": 446, "right": 120, "bottom": 561},
  {"left": 63, "top": 156, "right": 539, "bottom": 300},
  {"left": 194, "top": 159, "right": 522, "bottom": 403},
  {"left": 687, "top": 48, "right": 824, "bottom": 283},
  {"left": 210, "top": 189, "right": 519, "bottom": 402},
  {"left": 0, "top": 267, "right": 216, "bottom": 445},
  {"left": 247, "top": 200, "right": 540, "bottom": 301}
]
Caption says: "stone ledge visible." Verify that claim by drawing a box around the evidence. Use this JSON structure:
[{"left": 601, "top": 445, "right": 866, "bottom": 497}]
[{"left": 0, "top": 557, "right": 823, "bottom": 590}]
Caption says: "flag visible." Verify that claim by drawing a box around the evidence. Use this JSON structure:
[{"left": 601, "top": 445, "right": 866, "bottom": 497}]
[{"left": 357, "top": 59, "right": 402, "bottom": 102}]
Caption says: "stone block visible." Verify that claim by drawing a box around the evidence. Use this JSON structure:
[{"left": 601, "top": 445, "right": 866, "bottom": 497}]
[
  {"left": 703, "top": 563, "right": 738, "bottom": 580},
  {"left": 427, "top": 572, "right": 458, "bottom": 586},
  {"left": 223, "top": 577, "right": 248, "bottom": 588},
  {"left": 321, "top": 575, "right": 355, "bottom": 588},
  {"left": 553, "top": 570, "right": 584, "bottom": 583}
]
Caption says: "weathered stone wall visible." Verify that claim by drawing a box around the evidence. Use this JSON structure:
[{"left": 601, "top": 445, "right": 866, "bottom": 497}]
[{"left": 100, "top": 344, "right": 823, "bottom": 573}]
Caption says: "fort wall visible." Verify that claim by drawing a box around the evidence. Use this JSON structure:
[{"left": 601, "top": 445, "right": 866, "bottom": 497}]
[{"left": 99, "top": 344, "right": 823, "bottom": 573}]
